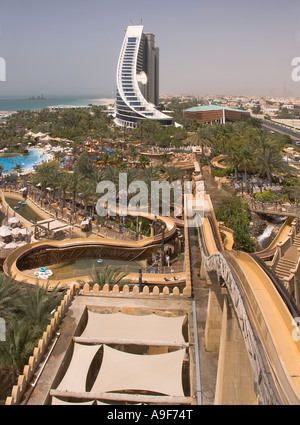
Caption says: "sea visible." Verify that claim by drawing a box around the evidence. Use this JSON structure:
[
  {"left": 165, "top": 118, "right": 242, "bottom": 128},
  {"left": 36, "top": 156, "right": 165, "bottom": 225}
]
[
  {"left": 0, "top": 95, "right": 115, "bottom": 173},
  {"left": 0, "top": 95, "right": 114, "bottom": 112}
]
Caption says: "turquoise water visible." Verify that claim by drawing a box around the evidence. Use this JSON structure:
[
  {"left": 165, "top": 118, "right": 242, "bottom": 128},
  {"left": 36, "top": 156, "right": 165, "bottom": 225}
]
[
  {"left": 0, "top": 149, "right": 52, "bottom": 173},
  {"left": 0, "top": 95, "right": 113, "bottom": 112}
]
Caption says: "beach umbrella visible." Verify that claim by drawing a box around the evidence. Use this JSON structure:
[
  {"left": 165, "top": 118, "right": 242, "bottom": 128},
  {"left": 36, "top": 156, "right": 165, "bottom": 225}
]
[
  {"left": 0, "top": 226, "right": 12, "bottom": 237},
  {"left": 4, "top": 241, "right": 18, "bottom": 249},
  {"left": 12, "top": 228, "right": 22, "bottom": 236},
  {"left": 17, "top": 241, "right": 27, "bottom": 247},
  {"left": 19, "top": 228, "right": 31, "bottom": 236},
  {"left": 8, "top": 217, "right": 20, "bottom": 225}
]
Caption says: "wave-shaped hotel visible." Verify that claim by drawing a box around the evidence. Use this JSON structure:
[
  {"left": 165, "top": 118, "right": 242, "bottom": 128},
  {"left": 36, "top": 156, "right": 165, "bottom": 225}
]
[{"left": 114, "top": 25, "right": 172, "bottom": 128}]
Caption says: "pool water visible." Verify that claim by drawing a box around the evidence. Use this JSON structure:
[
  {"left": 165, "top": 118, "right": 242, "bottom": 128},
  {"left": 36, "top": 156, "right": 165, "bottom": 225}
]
[
  {"left": 0, "top": 149, "right": 52, "bottom": 173},
  {"left": 50, "top": 258, "right": 147, "bottom": 280}
]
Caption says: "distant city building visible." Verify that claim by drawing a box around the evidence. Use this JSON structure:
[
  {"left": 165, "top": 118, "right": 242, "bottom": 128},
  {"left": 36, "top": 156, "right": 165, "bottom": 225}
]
[
  {"left": 263, "top": 105, "right": 280, "bottom": 113},
  {"left": 183, "top": 105, "right": 250, "bottom": 124},
  {"left": 114, "top": 25, "right": 172, "bottom": 128},
  {"left": 282, "top": 104, "right": 295, "bottom": 110}
]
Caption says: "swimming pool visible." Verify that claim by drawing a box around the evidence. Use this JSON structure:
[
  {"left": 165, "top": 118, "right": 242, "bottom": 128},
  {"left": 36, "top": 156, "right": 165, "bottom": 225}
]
[{"left": 0, "top": 149, "right": 53, "bottom": 173}]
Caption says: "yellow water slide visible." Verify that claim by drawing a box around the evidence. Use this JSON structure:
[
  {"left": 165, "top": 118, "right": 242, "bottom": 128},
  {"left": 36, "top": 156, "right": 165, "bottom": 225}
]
[
  {"left": 3, "top": 213, "right": 178, "bottom": 289},
  {"left": 201, "top": 215, "right": 300, "bottom": 404}
]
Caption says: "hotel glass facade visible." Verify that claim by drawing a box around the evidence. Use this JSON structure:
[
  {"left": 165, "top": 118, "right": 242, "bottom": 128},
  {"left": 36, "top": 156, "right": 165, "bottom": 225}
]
[{"left": 115, "top": 25, "right": 172, "bottom": 128}]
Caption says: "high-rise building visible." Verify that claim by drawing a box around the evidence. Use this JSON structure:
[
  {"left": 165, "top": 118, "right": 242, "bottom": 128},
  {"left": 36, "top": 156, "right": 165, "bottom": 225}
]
[{"left": 115, "top": 25, "right": 172, "bottom": 128}]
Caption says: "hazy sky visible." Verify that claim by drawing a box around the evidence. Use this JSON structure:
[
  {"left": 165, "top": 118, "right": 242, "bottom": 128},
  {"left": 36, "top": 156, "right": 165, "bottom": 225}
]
[{"left": 0, "top": 0, "right": 300, "bottom": 98}]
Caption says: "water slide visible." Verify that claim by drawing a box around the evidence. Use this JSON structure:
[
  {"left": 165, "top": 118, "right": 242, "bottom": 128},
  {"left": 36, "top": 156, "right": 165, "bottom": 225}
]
[
  {"left": 255, "top": 217, "right": 294, "bottom": 259},
  {"left": 200, "top": 214, "right": 300, "bottom": 404},
  {"left": 210, "top": 154, "right": 228, "bottom": 170},
  {"left": 219, "top": 215, "right": 294, "bottom": 258},
  {"left": 3, "top": 212, "right": 182, "bottom": 288}
]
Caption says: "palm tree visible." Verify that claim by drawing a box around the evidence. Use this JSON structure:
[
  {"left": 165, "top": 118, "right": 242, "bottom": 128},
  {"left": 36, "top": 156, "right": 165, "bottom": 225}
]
[
  {"left": 138, "top": 155, "right": 150, "bottom": 169},
  {"left": 255, "top": 148, "right": 288, "bottom": 182},
  {"left": 239, "top": 145, "right": 254, "bottom": 182},
  {"left": 0, "top": 275, "right": 20, "bottom": 320},
  {"left": 78, "top": 177, "right": 97, "bottom": 214},
  {"left": 0, "top": 164, "right": 4, "bottom": 181},
  {"left": 0, "top": 319, "right": 42, "bottom": 377},
  {"left": 160, "top": 152, "right": 170, "bottom": 165},
  {"left": 66, "top": 171, "right": 82, "bottom": 213},
  {"left": 211, "top": 123, "right": 233, "bottom": 155},
  {"left": 32, "top": 161, "right": 60, "bottom": 196},
  {"left": 12, "top": 163, "right": 23, "bottom": 175},
  {"left": 191, "top": 124, "right": 212, "bottom": 160},
  {"left": 89, "top": 266, "right": 130, "bottom": 290},
  {"left": 251, "top": 131, "right": 271, "bottom": 155},
  {"left": 57, "top": 171, "right": 70, "bottom": 209},
  {"left": 160, "top": 165, "right": 184, "bottom": 183},
  {"left": 19, "top": 281, "right": 64, "bottom": 327},
  {"left": 74, "top": 151, "right": 97, "bottom": 178},
  {"left": 136, "top": 119, "right": 161, "bottom": 143},
  {"left": 226, "top": 138, "right": 244, "bottom": 182}
]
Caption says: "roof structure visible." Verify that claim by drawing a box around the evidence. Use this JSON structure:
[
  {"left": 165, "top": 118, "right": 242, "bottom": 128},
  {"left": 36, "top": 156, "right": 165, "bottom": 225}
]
[
  {"left": 184, "top": 104, "right": 248, "bottom": 114},
  {"left": 50, "top": 310, "right": 190, "bottom": 405},
  {"left": 80, "top": 311, "right": 187, "bottom": 344}
]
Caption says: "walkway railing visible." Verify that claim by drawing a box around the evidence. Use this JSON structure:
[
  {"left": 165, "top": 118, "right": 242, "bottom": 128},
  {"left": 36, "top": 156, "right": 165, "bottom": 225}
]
[
  {"left": 3, "top": 185, "right": 142, "bottom": 241},
  {"left": 51, "top": 263, "right": 185, "bottom": 282},
  {"left": 250, "top": 201, "right": 300, "bottom": 217}
]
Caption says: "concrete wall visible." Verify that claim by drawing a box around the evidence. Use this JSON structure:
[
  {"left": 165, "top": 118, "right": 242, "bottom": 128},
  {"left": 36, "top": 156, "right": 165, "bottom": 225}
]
[{"left": 5, "top": 283, "right": 79, "bottom": 405}]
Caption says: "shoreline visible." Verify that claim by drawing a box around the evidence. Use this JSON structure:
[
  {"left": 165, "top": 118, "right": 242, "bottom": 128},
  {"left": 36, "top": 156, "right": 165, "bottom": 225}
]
[{"left": 92, "top": 98, "right": 115, "bottom": 105}]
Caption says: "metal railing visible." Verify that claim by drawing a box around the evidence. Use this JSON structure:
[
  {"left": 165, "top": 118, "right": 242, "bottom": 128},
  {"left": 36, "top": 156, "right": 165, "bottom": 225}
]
[
  {"left": 250, "top": 201, "right": 300, "bottom": 217},
  {"left": 3, "top": 185, "right": 147, "bottom": 241}
]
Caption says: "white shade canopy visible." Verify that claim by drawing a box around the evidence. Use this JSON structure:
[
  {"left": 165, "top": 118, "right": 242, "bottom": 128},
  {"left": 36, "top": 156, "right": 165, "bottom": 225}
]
[
  {"left": 12, "top": 228, "right": 22, "bottom": 236},
  {"left": 0, "top": 226, "right": 12, "bottom": 237},
  {"left": 56, "top": 343, "right": 101, "bottom": 393},
  {"left": 81, "top": 311, "right": 186, "bottom": 345},
  {"left": 17, "top": 241, "right": 27, "bottom": 247},
  {"left": 8, "top": 217, "right": 20, "bottom": 224},
  {"left": 91, "top": 345, "right": 186, "bottom": 397},
  {"left": 4, "top": 241, "right": 18, "bottom": 249},
  {"left": 51, "top": 397, "right": 94, "bottom": 406},
  {"left": 19, "top": 228, "right": 31, "bottom": 235}
]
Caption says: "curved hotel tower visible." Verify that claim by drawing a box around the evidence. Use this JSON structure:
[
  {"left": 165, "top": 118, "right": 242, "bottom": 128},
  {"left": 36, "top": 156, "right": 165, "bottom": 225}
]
[{"left": 115, "top": 25, "right": 172, "bottom": 128}]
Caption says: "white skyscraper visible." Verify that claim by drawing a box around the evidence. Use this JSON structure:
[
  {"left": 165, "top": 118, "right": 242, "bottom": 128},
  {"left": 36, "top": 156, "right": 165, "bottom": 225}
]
[{"left": 115, "top": 25, "right": 172, "bottom": 128}]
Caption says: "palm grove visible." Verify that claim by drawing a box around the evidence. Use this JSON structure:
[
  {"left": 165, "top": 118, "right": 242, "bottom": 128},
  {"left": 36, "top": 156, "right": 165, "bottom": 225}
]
[{"left": 0, "top": 102, "right": 299, "bottom": 401}]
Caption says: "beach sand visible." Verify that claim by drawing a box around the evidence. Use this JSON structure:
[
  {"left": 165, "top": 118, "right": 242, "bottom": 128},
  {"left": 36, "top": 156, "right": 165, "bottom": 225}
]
[{"left": 93, "top": 98, "right": 115, "bottom": 105}]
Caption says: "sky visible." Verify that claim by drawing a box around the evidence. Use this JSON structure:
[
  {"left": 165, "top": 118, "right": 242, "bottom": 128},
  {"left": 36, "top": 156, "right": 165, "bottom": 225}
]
[{"left": 0, "top": 0, "right": 300, "bottom": 98}]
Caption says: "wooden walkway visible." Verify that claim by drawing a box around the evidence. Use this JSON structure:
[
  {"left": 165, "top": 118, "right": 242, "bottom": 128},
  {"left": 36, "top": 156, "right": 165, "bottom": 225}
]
[{"left": 250, "top": 205, "right": 299, "bottom": 218}]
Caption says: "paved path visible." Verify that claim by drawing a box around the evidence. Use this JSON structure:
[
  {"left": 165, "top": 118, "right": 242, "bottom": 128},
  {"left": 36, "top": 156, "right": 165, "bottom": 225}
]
[{"left": 188, "top": 225, "right": 218, "bottom": 405}]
